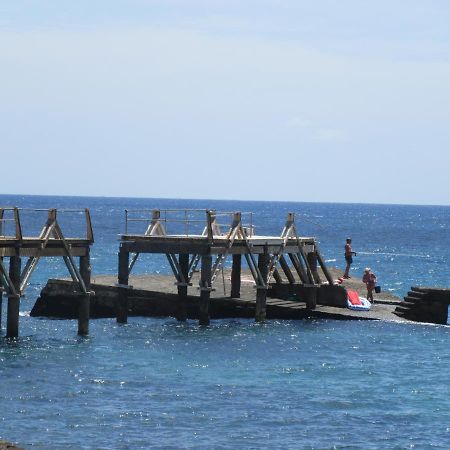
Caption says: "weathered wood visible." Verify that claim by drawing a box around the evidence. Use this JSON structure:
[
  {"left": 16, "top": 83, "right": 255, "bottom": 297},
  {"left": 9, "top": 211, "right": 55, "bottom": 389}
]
[
  {"left": 6, "top": 256, "right": 21, "bottom": 338},
  {"left": 298, "top": 248, "right": 315, "bottom": 284},
  {"left": 78, "top": 251, "right": 91, "bottom": 335},
  {"left": 199, "top": 255, "right": 212, "bottom": 326},
  {"left": 315, "top": 247, "right": 334, "bottom": 285},
  {"left": 279, "top": 255, "right": 296, "bottom": 284},
  {"left": 0, "top": 246, "right": 90, "bottom": 258},
  {"left": 288, "top": 253, "right": 308, "bottom": 284},
  {"left": 117, "top": 248, "right": 129, "bottom": 324},
  {"left": 230, "top": 254, "right": 241, "bottom": 298},
  {"left": 119, "top": 240, "right": 315, "bottom": 256},
  {"left": 307, "top": 252, "right": 321, "bottom": 284},
  {"left": 273, "top": 268, "right": 283, "bottom": 284},
  {"left": 176, "top": 253, "right": 189, "bottom": 321},
  {"left": 255, "top": 246, "right": 269, "bottom": 322}
]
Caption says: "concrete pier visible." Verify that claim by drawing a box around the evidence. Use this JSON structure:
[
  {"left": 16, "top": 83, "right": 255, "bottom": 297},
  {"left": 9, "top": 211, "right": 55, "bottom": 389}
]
[{"left": 31, "top": 268, "right": 407, "bottom": 323}]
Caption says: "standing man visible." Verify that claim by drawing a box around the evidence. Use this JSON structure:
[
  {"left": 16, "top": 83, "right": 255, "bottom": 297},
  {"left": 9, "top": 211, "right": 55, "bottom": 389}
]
[{"left": 344, "top": 237, "right": 356, "bottom": 279}]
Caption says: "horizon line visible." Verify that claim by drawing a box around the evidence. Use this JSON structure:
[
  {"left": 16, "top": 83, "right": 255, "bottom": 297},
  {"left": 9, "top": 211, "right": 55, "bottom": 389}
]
[{"left": 0, "top": 192, "right": 448, "bottom": 209}]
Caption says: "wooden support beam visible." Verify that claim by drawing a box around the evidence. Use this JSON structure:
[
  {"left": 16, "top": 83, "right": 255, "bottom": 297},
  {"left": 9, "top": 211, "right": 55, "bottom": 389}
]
[
  {"left": 6, "top": 256, "right": 21, "bottom": 338},
  {"left": 298, "top": 248, "right": 315, "bottom": 284},
  {"left": 117, "top": 248, "right": 129, "bottom": 324},
  {"left": 288, "top": 253, "right": 308, "bottom": 284},
  {"left": 279, "top": 255, "right": 296, "bottom": 284},
  {"left": 176, "top": 253, "right": 189, "bottom": 321},
  {"left": 230, "top": 254, "right": 241, "bottom": 298},
  {"left": 255, "top": 246, "right": 269, "bottom": 322},
  {"left": 315, "top": 246, "right": 334, "bottom": 285},
  {"left": 199, "top": 255, "right": 212, "bottom": 326},
  {"left": 307, "top": 252, "right": 321, "bottom": 284},
  {"left": 273, "top": 268, "right": 283, "bottom": 284},
  {"left": 78, "top": 251, "right": 91, "bottom": 336}
]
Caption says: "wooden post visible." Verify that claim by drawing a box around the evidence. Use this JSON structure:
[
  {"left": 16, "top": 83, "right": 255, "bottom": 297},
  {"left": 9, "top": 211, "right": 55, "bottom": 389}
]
[
  {"left": 307, "top": 252, "right": 321, "bottom": 284},
  {"left": 199, "top": 254, "right": 212, "bottom": 326},
  {"left": 6, "top": 256, "right": 21, "bottom": 338},
  {"left": 255, "top": 246, "right": 269, "bottom": 322},
  {"left": 230, "top": 254, "right": 241, "bottom": 298},
  {"left": 78, "top": 250, "right": 91, "bottom": 336},
  {"left": 117, "top": 247, "right": 129, "bottom": 324},
  {"left": 177, "top": 253, "right": 189, "bottom": 321}
]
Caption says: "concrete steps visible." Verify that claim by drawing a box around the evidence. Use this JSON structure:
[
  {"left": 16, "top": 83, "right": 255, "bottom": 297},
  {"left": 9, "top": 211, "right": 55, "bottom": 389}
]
[{"left": 394, "top": 287, "right": 450, "bottom": 325}]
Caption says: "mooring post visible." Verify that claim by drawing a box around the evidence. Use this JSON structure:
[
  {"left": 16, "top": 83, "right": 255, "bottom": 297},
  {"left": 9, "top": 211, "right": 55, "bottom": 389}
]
[
  {"left": 255, "top": 245, "right": 269, "bottom": 322},
  {"left": 177, "top": 253, "right": 189, "bottom": 321},
  {"left": 117, "top": 247, "right": 129, "bottom": 324},
  {"left": 230, "top": 254, "right": 241, "bottom": 298},
  {"left": 307, "top": 252, "right": 321, "bottom": 284},
  {"left": 199, "top": 254, "right": 212, "bottom": 326},
  {"left": 78, "top": 250, "right": 91, "bottom": 336},
  {"left": 6, "top": 255, "right": 21, "bottom": 338}
]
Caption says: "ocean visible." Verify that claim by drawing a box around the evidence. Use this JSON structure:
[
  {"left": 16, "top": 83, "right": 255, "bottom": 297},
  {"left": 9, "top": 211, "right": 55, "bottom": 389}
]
[{"left": 1, "top": 194, "right": 450, "bottom": 449}]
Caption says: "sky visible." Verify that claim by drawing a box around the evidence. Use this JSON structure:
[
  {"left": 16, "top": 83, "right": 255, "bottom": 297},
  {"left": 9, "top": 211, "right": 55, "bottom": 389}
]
[{"left": 1, "top": 1, "right": 450, "bottom": 205}]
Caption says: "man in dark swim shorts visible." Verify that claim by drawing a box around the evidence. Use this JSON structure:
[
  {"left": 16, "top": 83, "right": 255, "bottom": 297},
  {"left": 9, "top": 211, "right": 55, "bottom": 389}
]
[{"left": 344, "top": 237, "right": 356, "bottom": 279}]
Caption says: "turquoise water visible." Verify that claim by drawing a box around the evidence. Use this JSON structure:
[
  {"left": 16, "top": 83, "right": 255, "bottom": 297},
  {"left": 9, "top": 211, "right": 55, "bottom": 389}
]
[{"left": 1, "top": 195, "right": 450, "bottom": 448}]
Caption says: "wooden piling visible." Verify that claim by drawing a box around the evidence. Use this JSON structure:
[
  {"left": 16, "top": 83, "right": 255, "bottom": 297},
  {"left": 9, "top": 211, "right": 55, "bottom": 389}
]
[
  {"left": 230, "top": 254, "right": 241, "bottom": 298},
  {"left": 78, "top": 251, "right": 91, "bottom": 336},
  {"left": 199, "top": 254, "right": 212, "bottom": 326},
  {"left": 255, "top": 246, "right": 269, "bottom": 322},
  {"left": 117, "top": 248, "right": 129, "bottom": 324},
  {"left": 6, "top": 256, "right": 21, "bottom": 338},
  {"left": 176, "top": 253, "right": 189, "bottom": 321}
]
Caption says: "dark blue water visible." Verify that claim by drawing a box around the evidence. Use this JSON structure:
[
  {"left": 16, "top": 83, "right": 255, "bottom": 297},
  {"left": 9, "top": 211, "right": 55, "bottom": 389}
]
[{"left": 1, "top": 194, "right": 450, "bottom": 449}]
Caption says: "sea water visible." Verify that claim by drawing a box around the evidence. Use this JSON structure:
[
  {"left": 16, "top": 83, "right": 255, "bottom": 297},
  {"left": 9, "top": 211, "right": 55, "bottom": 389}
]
[{"left": 1, "top": 195, "right": 450, "bottom": 449}]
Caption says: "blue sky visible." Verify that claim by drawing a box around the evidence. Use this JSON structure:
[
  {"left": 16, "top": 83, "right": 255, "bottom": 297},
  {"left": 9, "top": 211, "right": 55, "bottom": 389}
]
[{"left": 1, "top": 1, "right": 450, "bottom": 204}]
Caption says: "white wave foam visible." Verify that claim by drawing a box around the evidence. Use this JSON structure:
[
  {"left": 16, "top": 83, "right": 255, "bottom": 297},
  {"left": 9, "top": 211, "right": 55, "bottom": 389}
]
[{"left": 358, "top": 251, "right": 431, "bottom": 259}]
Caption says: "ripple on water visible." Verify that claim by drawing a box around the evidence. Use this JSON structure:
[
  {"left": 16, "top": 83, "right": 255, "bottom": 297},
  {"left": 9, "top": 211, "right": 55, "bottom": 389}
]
[{"left": 2, "top": 318, "right": 450, "bottom": 448}]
